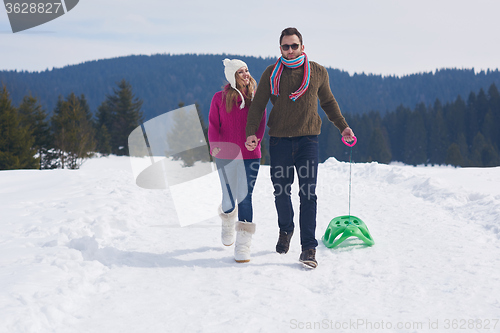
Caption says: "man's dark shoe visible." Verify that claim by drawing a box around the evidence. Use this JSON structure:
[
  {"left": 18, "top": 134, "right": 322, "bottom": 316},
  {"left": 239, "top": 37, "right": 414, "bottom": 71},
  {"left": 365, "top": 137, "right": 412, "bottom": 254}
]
[
  {"left": 299, "top": 248, "right": 318, "bottom": 268},
  {"left": 276, "top": 230, "right": 294, "bottom": 254}
]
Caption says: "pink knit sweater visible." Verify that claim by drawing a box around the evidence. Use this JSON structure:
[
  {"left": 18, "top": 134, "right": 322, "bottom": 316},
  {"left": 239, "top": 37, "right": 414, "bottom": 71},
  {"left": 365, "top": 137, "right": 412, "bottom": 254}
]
[{"left": 208, "top": 90, "right": 266, "bottom": 160}]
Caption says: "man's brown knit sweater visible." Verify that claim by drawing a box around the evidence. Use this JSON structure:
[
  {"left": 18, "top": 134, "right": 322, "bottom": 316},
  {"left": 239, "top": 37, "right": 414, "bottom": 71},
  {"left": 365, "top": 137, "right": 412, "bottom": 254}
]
[{"left": 246, "top": 61, "right": 349, "bottom": 138}]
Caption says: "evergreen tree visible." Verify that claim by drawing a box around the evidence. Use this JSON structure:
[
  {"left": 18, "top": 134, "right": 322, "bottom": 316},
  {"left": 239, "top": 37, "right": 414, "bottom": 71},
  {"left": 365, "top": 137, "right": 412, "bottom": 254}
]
[
  {"left": 0, "top": 85, "right": 39, "bottom": 170},
  {"left": 482, "top": 110, "right": 496, "bottom": 146},
  {"left": 367, "top": 127, "right": 392, "bottom": 163},
  {"left": 51, "top": 93, "right": 96, "bottom": 169},
  {"left": 95, "top": 124, "right": 112, "bottom": 156},
  {"left": 475, "top": 88, "right": 489, "bottom": 130},
  {"left": 17, "top": 94, "right": 52, "bottom": 168},
  {"left": 470, "top": 132, "right": 487, "bottom": 166},
  {"left": 427, "top": 100, "right": 449, "bottom": 165},
  {"left": 480, "top": 144, "right": 499, "bottom": 167},
  {"left": 487, "top": 84, "right": 500, "bottom": 148},
  {"left": 354, "top": 112, "right": 376, "bottom": 162},
  {"left": 488, "top": 83, "right": 500, "bottom": 108},
  {"left": 466, "top": 92, "right": 479, "bottom": 147},
  {"left": 445, "top": 143, "right": 463, "bottom": 166},
  {"left": 455, "top": 133, "right": 470, "bottom": 166},
  {"left": 166, "top": 104, "right": 209, "bottom": 167},
  {"left": 403, "top": 104, "right": 427, "bottom": 165},
  {"left": 384, "top": 105, "right": 411, "bottom": 162},
  {"left": 444, "top": 95, "right": 467, "bottom": 144},
  {"left": 96, "top": 79, "right": 144, "bottom": 155}
]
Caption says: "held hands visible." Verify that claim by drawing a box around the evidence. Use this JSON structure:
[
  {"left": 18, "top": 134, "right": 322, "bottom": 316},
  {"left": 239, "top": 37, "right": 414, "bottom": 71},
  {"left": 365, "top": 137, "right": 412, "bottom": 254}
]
[
  {"left": 213, "top": 136, "right": 260, "bottom": 155},
  {"left": 341, "top": 127, "right": 355, "bottom": 142},
  {"left": 245, "top": 135, "right": 260, "bottom": 151}
]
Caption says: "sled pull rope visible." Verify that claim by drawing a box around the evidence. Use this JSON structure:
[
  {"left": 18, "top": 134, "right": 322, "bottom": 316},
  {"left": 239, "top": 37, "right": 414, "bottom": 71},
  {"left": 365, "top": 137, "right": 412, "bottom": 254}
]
[
  {"left": 342, "top": 136, "right": 357, "bottom": 224},
  {"left": 322, "top": 135, "right": 374, "bottom": 249},
  {"left": 348, "top": 145, "right": 352, "bottom": 221}
]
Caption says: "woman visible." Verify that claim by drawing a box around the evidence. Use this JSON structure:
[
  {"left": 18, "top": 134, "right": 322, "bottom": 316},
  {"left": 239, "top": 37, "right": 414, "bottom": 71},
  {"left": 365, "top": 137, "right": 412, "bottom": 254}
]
[{"left": 208, "top": 58, "right": 266, "bottom": 263}]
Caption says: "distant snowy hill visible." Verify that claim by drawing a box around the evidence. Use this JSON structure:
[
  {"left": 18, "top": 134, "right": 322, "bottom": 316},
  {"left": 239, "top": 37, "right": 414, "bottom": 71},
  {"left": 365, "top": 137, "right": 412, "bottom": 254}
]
[{"left": 1, "top": 156, "right": 499, "bottom": 332}]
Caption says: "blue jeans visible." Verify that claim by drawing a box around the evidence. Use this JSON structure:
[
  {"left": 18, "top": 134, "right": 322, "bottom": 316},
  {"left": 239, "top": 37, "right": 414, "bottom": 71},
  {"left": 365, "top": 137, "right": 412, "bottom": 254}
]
[
  {"left": 215, "top": 158, "right": 260, "bottom": 222},
  {"left": 269, "top": 135, "right": 319, "bottom": 250}
]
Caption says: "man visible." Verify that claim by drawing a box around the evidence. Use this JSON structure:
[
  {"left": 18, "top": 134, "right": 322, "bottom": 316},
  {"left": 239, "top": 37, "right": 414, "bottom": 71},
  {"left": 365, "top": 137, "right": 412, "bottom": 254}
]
[{"left": 245, "top": 27, "right": 355, "bottom": 268}]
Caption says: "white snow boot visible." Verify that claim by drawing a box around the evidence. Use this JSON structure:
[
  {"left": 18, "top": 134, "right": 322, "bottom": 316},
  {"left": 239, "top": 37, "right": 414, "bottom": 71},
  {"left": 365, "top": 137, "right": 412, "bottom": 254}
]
[
  {"left": 234, "top": 221, "right": 256, "bottom": 263},
  {"left": 219, "top": 205, "right": 237, "bottom": 246}
]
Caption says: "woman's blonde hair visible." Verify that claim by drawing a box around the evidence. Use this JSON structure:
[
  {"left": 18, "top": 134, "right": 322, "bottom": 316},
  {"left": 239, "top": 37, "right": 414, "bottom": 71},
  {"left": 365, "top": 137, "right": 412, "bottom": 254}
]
[{"left": 222, "top": 70, "right": 257, "bottom": 112}]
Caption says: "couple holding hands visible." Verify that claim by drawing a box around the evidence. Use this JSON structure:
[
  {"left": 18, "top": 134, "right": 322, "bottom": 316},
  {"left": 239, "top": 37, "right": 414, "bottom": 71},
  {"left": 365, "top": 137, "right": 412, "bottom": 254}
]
[{"left": 208, "top": 27, "right": 355, "bottom": 269}]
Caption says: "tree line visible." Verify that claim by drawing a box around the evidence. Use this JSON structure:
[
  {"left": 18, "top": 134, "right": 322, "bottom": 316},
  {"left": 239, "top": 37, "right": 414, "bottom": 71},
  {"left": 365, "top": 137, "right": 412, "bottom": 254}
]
[
  {"left": 2, "top": 80, "right": 500, "bottom": 170},
  {"left": 0, "top": 79, "right": 144, "bottom": 170},
  {"left": 320, "top": 83, "right": 500, "bottom": 167},
  {"left": 2, "top": 54, "right": 500, "bottom": 124}
]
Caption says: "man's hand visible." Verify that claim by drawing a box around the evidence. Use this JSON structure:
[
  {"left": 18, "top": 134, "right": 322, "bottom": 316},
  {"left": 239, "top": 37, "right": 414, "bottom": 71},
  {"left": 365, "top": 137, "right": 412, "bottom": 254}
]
[
  {"left": 245, "top": 135, "right": 260, "bottom": 151},
  {"left": 341, "top": 127, "right": 355, "bottom": 142}
]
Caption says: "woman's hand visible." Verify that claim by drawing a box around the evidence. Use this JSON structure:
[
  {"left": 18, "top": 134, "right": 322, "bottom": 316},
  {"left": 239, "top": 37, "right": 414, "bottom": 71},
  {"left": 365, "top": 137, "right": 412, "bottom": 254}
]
[{"left": 211, "top": 147, "right": 221, "bottom": 156}]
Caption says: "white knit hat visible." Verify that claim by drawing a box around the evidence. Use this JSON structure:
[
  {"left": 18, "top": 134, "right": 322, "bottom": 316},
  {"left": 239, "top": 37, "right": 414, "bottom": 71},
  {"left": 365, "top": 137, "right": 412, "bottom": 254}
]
[{"left": 223, "top": 58, "right": 247, "bottom": 109}]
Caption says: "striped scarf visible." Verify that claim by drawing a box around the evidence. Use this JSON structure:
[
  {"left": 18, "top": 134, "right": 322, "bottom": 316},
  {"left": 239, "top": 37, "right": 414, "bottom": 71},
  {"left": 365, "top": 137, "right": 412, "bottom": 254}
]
[{"left": 270, "top": 53, "right": 310, "bottom": 101}]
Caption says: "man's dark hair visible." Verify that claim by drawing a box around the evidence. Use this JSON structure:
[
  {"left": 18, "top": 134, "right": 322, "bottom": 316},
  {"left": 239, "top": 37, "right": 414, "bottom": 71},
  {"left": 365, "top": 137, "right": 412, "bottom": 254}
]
[{"left": 280, "top": 27, "right": 303, "bottom": 45}]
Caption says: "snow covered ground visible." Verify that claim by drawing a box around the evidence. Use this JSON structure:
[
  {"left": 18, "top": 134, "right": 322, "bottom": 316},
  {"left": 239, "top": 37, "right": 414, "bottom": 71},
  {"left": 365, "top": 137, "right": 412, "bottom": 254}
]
[{"left": 1, "top": 155, "right": 499, "bottom": 333}]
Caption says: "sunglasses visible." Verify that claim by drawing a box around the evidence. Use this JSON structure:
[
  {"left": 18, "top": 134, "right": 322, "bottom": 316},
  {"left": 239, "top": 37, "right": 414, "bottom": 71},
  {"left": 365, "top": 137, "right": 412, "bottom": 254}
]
[{"left": 280, "top": 43, "right": 300, "bottom": 51}]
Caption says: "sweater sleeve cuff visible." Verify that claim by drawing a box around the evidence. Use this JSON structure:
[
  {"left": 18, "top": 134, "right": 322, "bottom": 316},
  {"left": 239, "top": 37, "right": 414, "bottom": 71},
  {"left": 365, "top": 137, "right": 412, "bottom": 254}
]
[
  {"left": 246, "top": 126, "right": 258, "bottom": 138},
  {"left": 334, "top": 118, "right": 349, "bottom": 133}
]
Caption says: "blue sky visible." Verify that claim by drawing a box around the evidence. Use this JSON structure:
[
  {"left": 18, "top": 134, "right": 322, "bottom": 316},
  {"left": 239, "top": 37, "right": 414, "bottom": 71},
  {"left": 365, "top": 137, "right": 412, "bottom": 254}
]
[{"left": 1, "top": 0, "right": 499, "bottom": 76}]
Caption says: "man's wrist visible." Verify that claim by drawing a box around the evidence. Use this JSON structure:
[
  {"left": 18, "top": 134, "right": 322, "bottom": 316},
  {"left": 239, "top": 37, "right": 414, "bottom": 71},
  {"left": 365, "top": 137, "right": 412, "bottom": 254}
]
[{"left": 246, "top": 130, "right": 256, "bottom": 138}]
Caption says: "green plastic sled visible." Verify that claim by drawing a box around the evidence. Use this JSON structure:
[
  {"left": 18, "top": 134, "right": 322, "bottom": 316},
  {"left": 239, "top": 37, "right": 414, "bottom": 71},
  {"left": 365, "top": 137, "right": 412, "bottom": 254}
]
[{"left": 322, "top": 215, "right": 375, "bottom": 248}]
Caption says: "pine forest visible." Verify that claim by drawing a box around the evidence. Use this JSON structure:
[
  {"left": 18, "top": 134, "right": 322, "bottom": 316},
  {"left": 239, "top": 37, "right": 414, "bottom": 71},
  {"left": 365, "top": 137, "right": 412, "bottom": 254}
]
[{"left": 1, "top": 54, "right": 500, "bottom": 169}]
